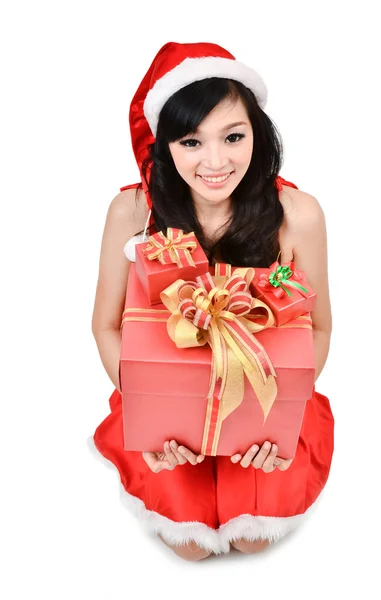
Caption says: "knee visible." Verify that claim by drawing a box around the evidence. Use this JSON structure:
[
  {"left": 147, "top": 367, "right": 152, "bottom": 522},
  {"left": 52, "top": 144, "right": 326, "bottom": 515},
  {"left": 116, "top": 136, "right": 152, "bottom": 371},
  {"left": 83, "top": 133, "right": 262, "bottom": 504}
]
[
  {"left": 230, "top": 538, "right": 271, "bottom": 554},
  {"left": 158, "top": 534, "right": 212, "bottom": 561}
]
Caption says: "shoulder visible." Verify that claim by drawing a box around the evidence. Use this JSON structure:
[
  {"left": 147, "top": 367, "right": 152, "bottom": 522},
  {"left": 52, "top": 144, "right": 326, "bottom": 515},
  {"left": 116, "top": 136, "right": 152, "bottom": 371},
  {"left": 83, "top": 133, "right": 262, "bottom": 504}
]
[
  {"left": 109, "top": 185, "right": 140, "bottom": 213},
  {"left": 107, "top": 185, "right": 149, "bottom": 229},
  {"left": 277, "top": 185, "right": 326, "bottom": 263},
  {"left": 279, "top": 185, "right": 325, "bottom": 233}
]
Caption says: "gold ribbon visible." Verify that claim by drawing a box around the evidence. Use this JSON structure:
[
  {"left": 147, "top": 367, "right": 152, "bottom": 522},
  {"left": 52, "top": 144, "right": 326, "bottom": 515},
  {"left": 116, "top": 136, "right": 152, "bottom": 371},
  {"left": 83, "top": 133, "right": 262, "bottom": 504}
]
[
  {"left": 159, "top": 265, "right": 280, "bottom": 455},
  {"left": 142, "top": 228, "right": 198, "bottom": 268}
]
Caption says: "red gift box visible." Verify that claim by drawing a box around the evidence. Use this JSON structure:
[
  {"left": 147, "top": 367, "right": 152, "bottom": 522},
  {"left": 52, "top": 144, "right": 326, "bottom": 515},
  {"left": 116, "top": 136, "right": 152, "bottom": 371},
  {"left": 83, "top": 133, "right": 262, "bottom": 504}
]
[
  {"left": 135, "top": 227, "right": 209, "bottom": 305},
  {"left": 250, "top": 261, "right": 317, "bottom": 326},
  {"left": 119, "top": 263, "right": 315, "bottom": 459}
]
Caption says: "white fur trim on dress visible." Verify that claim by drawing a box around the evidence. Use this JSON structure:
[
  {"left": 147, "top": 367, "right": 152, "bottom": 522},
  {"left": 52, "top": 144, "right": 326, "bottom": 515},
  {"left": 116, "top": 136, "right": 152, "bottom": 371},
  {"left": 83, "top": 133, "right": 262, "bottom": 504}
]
[
  {"left": 89, "top": 434, "right": 320, "bottom": 555},
  {"left": 118, "top": 487, "right": 224, "bottom": 555},
  {"left": 219, "top": 512, "right": 308, "bottom": 552},
  {"left": 144, "top": 56, "right": 268, "bottom": 137}
]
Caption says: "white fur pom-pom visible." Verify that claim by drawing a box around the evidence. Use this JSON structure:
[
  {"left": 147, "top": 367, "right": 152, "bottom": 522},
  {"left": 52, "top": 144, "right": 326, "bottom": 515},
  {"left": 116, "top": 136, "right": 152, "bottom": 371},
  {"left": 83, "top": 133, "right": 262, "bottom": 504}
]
[{"left": 123, "top": 233, "right": 149, "bottom": 262}]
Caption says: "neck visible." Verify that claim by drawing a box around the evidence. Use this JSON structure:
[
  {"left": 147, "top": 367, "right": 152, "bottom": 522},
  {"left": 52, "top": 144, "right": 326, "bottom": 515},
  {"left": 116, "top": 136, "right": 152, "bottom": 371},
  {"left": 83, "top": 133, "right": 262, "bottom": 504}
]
[{"left": 192, "top": 191, "right": 232, "bottom": 227}]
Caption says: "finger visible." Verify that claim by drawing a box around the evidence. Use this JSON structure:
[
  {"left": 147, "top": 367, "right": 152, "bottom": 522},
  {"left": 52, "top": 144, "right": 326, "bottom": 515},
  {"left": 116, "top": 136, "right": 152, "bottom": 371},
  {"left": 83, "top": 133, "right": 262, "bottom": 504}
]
[
  {"left": 142, "top": 452, "right": 170, "bottom": 473},
  {"left": 252, "top": 441, "right": 272, "bottom": 469},
  {"left": 240, "top": 445, "right": 260, "bottom": 468},
  {"left": 276, "top": 458, "right": 294, "bottom": 471},
  {"left": 261, "top": 444, "right": 278, "bottom": 473},
  {"left": 142, "top": 451, "right": 155, "bottom": 468},
  {"left": 142, "top": 451, "right": 162, "bottom": 469},
  {"left": 177, "top": 444, "right": 198, "bottom": 465},
  {"left": 163, "top": 441, "right": 180, "bottom": 468},
  {"left": 167, "top": 440, "right": 187, "bottom": 465},
  {"left": 231, "top": 454, "right": 242, "bottom": 463}
]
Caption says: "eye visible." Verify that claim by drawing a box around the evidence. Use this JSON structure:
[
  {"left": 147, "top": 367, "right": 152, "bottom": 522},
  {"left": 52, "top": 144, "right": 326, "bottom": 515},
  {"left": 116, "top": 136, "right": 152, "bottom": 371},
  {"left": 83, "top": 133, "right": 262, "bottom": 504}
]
[
  {"left": 226, "top": 133, "right": 245, "bottom": 143},
  {"left": 179, "top": 138, "right": 200, "bottom": 148}
]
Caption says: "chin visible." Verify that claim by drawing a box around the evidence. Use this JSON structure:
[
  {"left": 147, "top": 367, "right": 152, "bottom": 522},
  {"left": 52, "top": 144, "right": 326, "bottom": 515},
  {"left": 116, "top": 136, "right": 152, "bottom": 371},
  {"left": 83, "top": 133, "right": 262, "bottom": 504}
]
[{"left": 194, "top": 182, "right": 238, "bottom": 202}]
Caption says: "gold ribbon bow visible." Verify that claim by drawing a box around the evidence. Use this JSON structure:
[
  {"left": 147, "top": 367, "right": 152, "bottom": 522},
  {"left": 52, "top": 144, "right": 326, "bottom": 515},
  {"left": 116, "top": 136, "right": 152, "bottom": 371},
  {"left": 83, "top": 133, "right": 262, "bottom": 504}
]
[
  {"left": 159, "top": 264, "right": 278, "bottom": 456},
  {"left": 142, "top": 228, "right": 198, "bottom": 268}
]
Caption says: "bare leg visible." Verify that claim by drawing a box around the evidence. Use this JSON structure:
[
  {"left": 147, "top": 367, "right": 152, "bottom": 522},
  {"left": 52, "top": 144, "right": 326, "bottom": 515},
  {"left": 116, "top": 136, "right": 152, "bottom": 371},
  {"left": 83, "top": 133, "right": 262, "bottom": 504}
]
[
  {"left": 158, "top": 533, "right": 213, "bottom": 561},
  {"left": 230, "top": 538, "right": 271, "bottom": 553}
]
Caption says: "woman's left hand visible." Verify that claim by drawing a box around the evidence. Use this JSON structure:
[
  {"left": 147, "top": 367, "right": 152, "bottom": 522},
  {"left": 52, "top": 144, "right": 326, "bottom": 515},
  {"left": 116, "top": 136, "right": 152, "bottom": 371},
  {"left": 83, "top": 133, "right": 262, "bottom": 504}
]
[{"left": 231, "top": 441, "right": 293, "bottom": 472}]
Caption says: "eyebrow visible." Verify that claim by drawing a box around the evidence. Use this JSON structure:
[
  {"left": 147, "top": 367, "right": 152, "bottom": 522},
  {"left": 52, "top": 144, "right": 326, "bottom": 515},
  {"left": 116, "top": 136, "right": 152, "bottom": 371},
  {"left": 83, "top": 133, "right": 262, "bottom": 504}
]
[
  {"left": 196, "top": 121, "right": 248, "bottom": 134},
  {"left": 220, "top": 121, "right": 248, "bottom": 131}
]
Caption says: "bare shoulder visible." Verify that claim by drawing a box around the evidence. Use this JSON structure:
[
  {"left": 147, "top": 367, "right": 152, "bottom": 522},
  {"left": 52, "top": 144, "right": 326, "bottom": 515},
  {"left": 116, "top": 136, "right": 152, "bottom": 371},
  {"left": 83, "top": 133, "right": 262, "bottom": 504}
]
[
  {"left": 279, "top": 185, "right": 325, "bottom": 231},
  {"left": 278, "top": 185, "right": 326, "bottom": 263},
  {"left": 108, "top": 185, "right": 149, "bottom": 232},
  {"left": 91, "top": 186, "right": 149, "bottom": 333},
  {"left": 279, "top": 186, "right": 331, "bottom": 336}
]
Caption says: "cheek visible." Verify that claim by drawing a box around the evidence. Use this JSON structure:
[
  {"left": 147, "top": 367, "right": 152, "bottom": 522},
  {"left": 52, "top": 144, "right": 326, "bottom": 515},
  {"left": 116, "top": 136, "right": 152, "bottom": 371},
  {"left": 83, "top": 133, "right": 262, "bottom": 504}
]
[
  {"left": 171, "top": 149, "right": 197, "bottom": 174},
  {"left": 236, "top": 140, "right": 253, "bottom": 166}
]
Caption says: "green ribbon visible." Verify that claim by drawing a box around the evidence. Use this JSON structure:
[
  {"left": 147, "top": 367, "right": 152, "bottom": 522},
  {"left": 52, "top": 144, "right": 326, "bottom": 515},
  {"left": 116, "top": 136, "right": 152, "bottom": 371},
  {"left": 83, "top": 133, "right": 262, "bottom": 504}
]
[{"left": 268, "top": 265, "right": 309, "bottom": 297}]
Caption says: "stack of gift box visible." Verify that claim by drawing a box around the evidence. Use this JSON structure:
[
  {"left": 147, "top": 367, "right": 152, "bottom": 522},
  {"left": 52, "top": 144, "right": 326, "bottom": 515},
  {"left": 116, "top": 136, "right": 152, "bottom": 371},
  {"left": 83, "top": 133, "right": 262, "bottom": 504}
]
[{"left": 119, "top": 228, "right": 317, "bottom": 459}]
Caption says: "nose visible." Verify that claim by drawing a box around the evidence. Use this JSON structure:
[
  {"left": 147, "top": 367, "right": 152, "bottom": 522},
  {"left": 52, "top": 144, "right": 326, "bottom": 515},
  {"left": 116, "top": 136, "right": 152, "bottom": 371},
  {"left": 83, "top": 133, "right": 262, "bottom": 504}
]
[{"left": 202, "top": 142, "right": 228, "bottom": 171}]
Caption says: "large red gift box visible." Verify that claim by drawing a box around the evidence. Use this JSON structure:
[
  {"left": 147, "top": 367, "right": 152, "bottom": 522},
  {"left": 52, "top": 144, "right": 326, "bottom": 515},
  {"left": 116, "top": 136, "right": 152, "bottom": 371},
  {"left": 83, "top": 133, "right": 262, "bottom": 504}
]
[
  {"left": 119, "top": 264, "right": 315, "bottom": 459},
  {"left": 250, "top": 261, "right": 317, "bottom": 326},
  {"left": 135, "top": 228, "right": 209, "bottom": 305}
]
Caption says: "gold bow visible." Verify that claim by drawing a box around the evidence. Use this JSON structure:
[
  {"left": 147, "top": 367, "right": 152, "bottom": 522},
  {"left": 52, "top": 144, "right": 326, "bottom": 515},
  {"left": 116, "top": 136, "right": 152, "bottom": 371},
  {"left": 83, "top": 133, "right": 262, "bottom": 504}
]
[{"left": 142, "top": 228, "right": 198, "bottom": 268}]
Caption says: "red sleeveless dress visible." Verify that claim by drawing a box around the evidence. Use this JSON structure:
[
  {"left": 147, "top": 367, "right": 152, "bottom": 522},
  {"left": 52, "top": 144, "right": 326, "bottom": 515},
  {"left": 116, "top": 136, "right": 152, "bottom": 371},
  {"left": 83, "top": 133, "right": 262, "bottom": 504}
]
[{"left": 91, "top": 176, "right": 335, "bottom": 555}]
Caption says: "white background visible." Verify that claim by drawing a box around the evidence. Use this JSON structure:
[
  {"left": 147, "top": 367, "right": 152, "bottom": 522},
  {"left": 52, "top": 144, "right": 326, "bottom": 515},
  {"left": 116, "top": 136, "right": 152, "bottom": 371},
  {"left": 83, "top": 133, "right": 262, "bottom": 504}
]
[{"left": 1, "top": 0, "right": 380, "bottom": 598}]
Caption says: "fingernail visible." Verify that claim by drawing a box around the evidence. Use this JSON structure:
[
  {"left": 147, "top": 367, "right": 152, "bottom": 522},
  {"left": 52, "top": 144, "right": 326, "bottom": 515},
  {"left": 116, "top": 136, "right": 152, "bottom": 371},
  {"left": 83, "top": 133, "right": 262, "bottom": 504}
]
[
  {"left": 178, "top": 447, "right": 185, "bottom": 452},
  {"left": 274, "top": 459, "right": 281, "bottom": 466},
  {"left": 232, "top": 455, "right": 240, "bottom": 462},
  {"left": 264, "top": 442, "right": 271, "bottom": 450},
  {"left": 251, "top": 445, "right": 259, "bottom": 452},
  {"left": 170, "top": 441, "right": 177, "bottom": 448}
]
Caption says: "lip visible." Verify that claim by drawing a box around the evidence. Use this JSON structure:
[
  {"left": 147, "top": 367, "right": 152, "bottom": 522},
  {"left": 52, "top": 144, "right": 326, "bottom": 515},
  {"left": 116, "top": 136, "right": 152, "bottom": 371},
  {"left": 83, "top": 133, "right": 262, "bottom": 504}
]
[
  {"left": 198, "top": 172, "right": 232, "bottom": 178},
  {"left": 197, "top": 171, "right": 234, "bottom": 188}
]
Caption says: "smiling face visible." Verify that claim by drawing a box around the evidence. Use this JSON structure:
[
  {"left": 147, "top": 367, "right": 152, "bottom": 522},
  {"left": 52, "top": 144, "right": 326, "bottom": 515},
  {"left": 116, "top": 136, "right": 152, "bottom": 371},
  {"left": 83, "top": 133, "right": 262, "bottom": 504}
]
[{"left": 168, "top": 96, "right": 254, "bottom": 207}]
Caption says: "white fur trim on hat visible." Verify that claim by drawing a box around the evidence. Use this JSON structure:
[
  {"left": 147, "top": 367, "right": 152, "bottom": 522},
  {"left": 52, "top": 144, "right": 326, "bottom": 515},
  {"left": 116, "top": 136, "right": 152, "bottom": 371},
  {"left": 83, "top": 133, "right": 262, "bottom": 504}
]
[{"left": 144, "top": 56, "right": 268, "bottom": 137}]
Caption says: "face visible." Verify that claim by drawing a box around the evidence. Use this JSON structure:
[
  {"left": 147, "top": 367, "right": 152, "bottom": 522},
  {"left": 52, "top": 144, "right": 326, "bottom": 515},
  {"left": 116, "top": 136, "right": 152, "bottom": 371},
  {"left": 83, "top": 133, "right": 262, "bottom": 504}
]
[{"left": 168, "top": 96, "right": 254, "bottom": 206}]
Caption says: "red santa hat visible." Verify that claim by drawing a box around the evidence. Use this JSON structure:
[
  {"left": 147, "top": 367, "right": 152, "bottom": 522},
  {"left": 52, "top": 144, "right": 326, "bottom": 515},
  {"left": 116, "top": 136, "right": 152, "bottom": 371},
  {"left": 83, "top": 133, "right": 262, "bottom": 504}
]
[{"left": 129, "top": 41, "right": 268, "bottom": 210}]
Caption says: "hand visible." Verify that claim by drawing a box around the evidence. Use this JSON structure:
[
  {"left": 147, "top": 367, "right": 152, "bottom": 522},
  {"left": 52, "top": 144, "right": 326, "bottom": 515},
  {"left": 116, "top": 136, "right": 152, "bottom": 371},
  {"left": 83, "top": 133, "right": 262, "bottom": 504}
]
[
  {"left": 142, "top": 440, "right": 205, "bottom": 473},
  {"left": 231, "top": 441, "right": 293, "bottom": 473}
]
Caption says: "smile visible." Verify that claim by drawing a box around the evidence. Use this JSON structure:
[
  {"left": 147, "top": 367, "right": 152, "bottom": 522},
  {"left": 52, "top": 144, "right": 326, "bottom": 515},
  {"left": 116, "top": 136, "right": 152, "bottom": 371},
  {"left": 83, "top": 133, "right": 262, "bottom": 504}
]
[
  {"left": 199, "top": 172, "right": 232, "bottom": 183},
  {"left": 198, "top": 172, "right": 233, "bottom": 187}
]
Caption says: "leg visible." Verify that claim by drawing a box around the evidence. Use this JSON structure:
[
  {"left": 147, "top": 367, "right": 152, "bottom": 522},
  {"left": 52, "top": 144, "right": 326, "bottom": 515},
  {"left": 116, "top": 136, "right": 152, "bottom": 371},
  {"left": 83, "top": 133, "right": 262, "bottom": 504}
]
[
  {"left": 230, "top": 538, "right": 271, "bottom": 554},
  {"left": 158, "top": 534, "right": 213, "bottom": 561}
]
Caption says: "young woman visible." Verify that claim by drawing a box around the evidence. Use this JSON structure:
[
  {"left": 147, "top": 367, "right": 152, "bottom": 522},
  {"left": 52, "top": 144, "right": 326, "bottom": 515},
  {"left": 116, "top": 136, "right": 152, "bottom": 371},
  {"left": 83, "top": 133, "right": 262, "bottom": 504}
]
[{"left": 91, "top": 42, "right": 334, "bottom": 562}]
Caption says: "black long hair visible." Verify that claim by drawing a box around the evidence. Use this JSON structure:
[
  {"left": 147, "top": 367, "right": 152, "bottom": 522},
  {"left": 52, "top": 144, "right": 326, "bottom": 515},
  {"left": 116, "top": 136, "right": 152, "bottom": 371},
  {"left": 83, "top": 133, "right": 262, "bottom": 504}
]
[{"left": 135, "top": 78, "right": 284, "bottom": 267}]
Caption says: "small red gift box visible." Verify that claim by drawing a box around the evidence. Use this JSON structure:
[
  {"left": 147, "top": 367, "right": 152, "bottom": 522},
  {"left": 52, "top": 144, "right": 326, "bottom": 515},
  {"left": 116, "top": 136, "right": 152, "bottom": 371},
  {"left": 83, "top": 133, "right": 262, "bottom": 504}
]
[
  {"left": 250, "top": 261, "right": 317, "bottom": 326},
  {"left": 135, "top": 227, "right": 209, "bottom": 305},
  {"left": 119, "top": 263, "right": 315, "bottom": 459}
]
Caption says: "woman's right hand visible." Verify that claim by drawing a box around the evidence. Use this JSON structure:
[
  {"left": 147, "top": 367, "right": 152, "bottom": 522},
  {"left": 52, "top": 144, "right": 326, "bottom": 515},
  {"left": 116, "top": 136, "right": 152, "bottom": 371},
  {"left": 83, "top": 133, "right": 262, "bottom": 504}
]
[{"left": 142, "top": 440, "right": 205, "bottom": 473}]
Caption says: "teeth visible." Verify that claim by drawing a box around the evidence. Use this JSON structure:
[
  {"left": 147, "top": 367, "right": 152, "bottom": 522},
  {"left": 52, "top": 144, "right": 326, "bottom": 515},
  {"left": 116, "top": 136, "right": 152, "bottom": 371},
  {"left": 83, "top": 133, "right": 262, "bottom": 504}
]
[{"left": 201, "top": 173, "right": 231, "bottom": 183}]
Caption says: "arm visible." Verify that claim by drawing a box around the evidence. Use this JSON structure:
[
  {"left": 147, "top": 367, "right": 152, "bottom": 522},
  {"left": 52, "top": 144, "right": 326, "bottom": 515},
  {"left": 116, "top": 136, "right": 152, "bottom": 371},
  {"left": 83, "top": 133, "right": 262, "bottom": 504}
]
[
  {"left": 282, "top": 190, "right": 332, "bottom": 383},
  {"left": 91, "top": 188, "right": 145, "bottom": 392},
  {"left": 93, "top": 328, "right": 123, "bottom": 392}
]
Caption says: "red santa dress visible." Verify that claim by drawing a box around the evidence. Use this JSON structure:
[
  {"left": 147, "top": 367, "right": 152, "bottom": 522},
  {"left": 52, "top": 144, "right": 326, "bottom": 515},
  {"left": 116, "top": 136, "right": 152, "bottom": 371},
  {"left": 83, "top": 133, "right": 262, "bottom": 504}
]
[{"left": 91, "top": 42, "right": 335, "bottom": 555}]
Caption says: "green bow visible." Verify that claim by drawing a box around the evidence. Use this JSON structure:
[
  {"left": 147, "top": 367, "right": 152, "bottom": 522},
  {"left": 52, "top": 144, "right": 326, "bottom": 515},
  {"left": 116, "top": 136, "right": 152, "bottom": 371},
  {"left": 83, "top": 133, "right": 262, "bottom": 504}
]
[{"left": 268, "top": 265, "right": 309, "bottom": 297}]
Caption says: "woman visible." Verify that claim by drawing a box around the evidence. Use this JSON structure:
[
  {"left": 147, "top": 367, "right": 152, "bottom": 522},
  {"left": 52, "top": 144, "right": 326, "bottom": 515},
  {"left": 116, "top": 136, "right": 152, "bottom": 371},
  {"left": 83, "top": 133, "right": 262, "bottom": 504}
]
[{"left": 91, "top": 41, "right": 334, "bottom": 561}]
